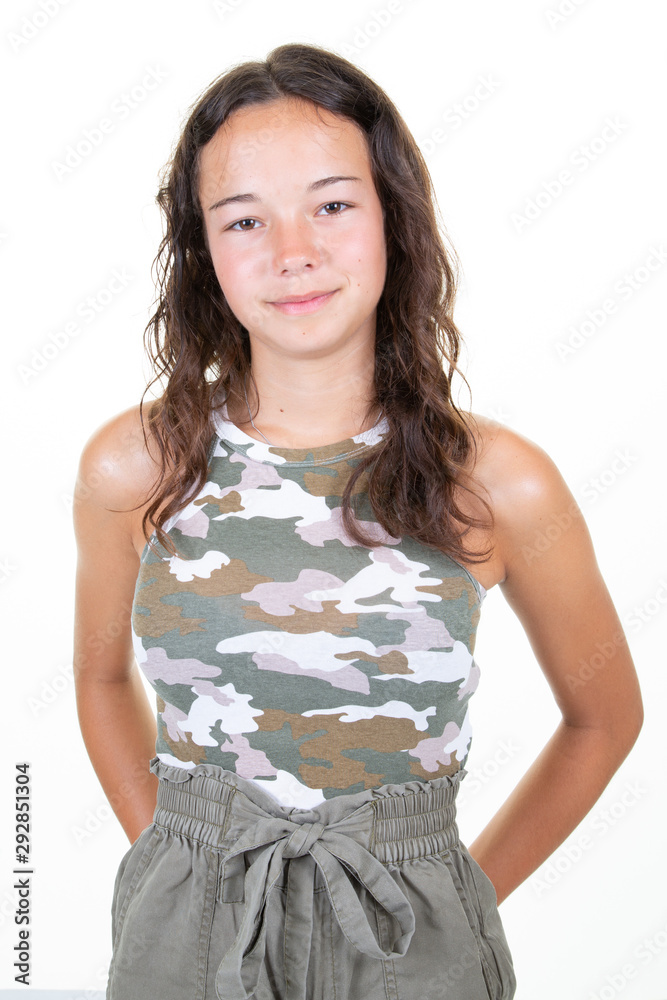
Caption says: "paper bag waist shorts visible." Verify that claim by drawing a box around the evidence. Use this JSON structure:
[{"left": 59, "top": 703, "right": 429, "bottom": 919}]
[{"left": 106, "top": 758, "right": 516, "bottom": 1000}]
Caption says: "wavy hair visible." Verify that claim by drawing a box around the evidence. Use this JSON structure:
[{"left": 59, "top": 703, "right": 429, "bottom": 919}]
[{"left": 137, "top": 42, "right": 494, "bottom": 563}]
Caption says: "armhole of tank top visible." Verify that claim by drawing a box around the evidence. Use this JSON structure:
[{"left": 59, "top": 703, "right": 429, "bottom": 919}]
[
  {"left": 447, "top": 556, "right": 487, "bottom": 606},
  {"left": 206, "top": 427, "right": 219, "bottom": 462},
  {"left": 137, "top": 429, "right": 220, "bottom": 566}
]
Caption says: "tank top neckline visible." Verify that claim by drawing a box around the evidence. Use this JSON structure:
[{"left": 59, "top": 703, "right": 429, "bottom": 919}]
[
  {"left": 211, "top": 406, "right": 390, "bottom": 468},
  {"left": 209, "top": 405, "right": 487, "bottom": 602}
]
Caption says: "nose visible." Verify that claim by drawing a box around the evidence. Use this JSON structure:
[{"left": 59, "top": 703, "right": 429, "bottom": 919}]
[{"left": 271, "top": 217, "right": 322, "bottom": 274}]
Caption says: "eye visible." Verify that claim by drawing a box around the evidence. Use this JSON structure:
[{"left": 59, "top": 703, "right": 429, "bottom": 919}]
[
  {"left": 225, "top": 202, "right": 351, "bottom": 231},
  {"left": 318, "top": 201, "right": 350, "bottom": 216},
  {"left": 227, "top": 217, "right": 260, "bottom": 231}
]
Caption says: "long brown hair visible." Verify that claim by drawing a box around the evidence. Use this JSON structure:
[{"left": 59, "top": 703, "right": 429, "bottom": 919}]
[{"left": 138, "top": 42, "right": 493, "bottom": 563}]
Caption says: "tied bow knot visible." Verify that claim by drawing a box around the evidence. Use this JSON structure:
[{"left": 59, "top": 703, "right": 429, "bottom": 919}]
[
  {"left": 282, "top": 820, "right": 326, "bottom": 859},
  {"left": 214, "top": 814, "right": 416, "bottom": 1000}
]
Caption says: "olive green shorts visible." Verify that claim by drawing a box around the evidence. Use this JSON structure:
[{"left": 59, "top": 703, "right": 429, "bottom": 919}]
[{"left": 106, "top": 758, "right": 516, "bottom": 1000}]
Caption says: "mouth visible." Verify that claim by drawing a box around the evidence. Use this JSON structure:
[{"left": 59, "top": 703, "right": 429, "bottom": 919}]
[{"left": 268, "top": 289, "right": 338, "bottom": 315}]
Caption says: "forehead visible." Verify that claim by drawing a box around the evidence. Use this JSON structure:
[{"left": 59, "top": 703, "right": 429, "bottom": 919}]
[{"left": 197, "top": 98, "right": 371, "bottom": 202}]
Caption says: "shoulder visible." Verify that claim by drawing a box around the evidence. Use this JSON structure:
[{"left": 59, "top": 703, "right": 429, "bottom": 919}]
[
  {"left": 464, "top": 413, "right": 572, "bottom": 510},
  {"left": 74, "top": 402, "right": 163, "bottom": 514},
  {"left": 462, "top": 412, "right": 585, "bottom": 579}
]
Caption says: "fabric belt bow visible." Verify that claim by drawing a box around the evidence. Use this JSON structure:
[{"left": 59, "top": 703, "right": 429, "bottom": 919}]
[{"left": 214, "top": 814, "right": 416, "bottom": 1000}]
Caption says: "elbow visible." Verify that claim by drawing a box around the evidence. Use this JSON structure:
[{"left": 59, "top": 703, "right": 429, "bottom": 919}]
[
  {"left": 562, "top": 698, "right": 644, "bottom": 763},
  {"left": 626, "top": 698, "right": 644, "bottom": 747},
  {"left": 608, "top": 698, "right": 644, "bottom": 762},
  {"left": 622, "top": 682, "right": 645, "bottom": 747}
]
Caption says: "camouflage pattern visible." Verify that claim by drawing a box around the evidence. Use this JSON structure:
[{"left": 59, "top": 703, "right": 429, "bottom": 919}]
[{"left": 131, "top": 411, "right": 487, "bottom": 808}]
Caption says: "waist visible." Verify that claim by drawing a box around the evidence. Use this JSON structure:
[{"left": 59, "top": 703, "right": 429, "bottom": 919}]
[
  {"left": 149, "top": 757, "right": 469, "bottom": 999},
  {"left": 150, "top": 756, "right": 465, "bottom": 865}
]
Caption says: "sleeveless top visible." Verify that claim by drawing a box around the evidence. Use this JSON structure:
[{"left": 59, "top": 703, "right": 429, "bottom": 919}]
[{"left": 131, "top": 408, "right": 487, "bottom": 808}]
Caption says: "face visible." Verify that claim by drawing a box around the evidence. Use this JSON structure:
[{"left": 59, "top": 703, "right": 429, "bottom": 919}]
[{"left": 197, "top": 97, "right": 387, "bottom": 362}]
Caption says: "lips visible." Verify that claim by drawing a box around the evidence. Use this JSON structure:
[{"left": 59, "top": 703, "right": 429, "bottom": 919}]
[
  {"left": 270, "top": 290, "right": 334, "bottom": 304},
  {"left": 268, "top": 289, "right": 338, "bottom": 315}
]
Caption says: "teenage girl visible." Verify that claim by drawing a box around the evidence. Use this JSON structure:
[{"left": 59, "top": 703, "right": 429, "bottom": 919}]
[{"left": 73, "top": 42, "right": 643, "bottom": 1000}]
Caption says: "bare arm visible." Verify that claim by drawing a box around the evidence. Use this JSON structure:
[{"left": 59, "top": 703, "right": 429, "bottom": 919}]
[
  {"left": 72, "top": 406, "right": 162, "bottom": 844},
  {"left": 466, "top": 426, "right": 643, "bottom": 905}
]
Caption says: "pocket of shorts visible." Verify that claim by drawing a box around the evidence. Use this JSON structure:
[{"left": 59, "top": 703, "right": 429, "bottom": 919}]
[
  {"left": 438, "top": 848, "right": 507, "bottom": 1000},
  {"left": 462, "top": 850, "right": 499, "bottom": 909},
  {"left": 110, "top": 824, "right": 161, "bottom": 949},
  {"left": 458, "top": 849, "right": 516, "bottom": 999}
]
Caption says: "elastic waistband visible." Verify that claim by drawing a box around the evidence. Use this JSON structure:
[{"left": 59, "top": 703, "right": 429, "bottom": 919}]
[
  {"left": 149, "top": 758, "right": 468, "bottom": 999},
  {"left": 149, "top": 757, "right": 465, "bottom": 864}
]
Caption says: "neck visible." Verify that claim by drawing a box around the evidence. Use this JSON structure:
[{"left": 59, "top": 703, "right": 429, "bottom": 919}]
[{"left": 230, "top": 340, "right": 379, "bottom": 448}]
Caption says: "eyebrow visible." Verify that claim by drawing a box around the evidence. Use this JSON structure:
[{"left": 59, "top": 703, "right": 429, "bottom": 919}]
[{"left": 207, "top": 175, "right": 363, "bottom": 212}]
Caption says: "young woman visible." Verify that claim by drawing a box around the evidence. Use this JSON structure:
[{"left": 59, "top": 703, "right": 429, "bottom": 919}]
[{"left": 73, "top": 42, "right": 643, "bottom": 1000}]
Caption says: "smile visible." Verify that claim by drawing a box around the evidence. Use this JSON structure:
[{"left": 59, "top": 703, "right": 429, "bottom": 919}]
[{"left": 268, "top": 290, "right": 338, "bottom": 315}]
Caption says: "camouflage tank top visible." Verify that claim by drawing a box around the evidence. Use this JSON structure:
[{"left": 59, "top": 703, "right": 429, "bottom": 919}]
[{"left": 131, "top": 408, "right": 487, "bottom": 808}]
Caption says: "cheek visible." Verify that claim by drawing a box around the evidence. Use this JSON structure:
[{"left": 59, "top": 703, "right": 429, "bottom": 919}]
[
  {"left": 358, "top": 223, "right": 387, "bottom": 294},
  {"left": 210, "top": 248, "right": 268, "bottom": 329},
  {"left": 210, "top": 246, "right": 247, "bottom": 303},
  {"left": 344, "top": 221, "right": 386, "bottom": 280}
]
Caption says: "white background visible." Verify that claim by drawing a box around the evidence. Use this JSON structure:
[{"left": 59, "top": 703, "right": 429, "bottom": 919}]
[{"left": 1, "top": 1, "right": 666, "bottom": 997}]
